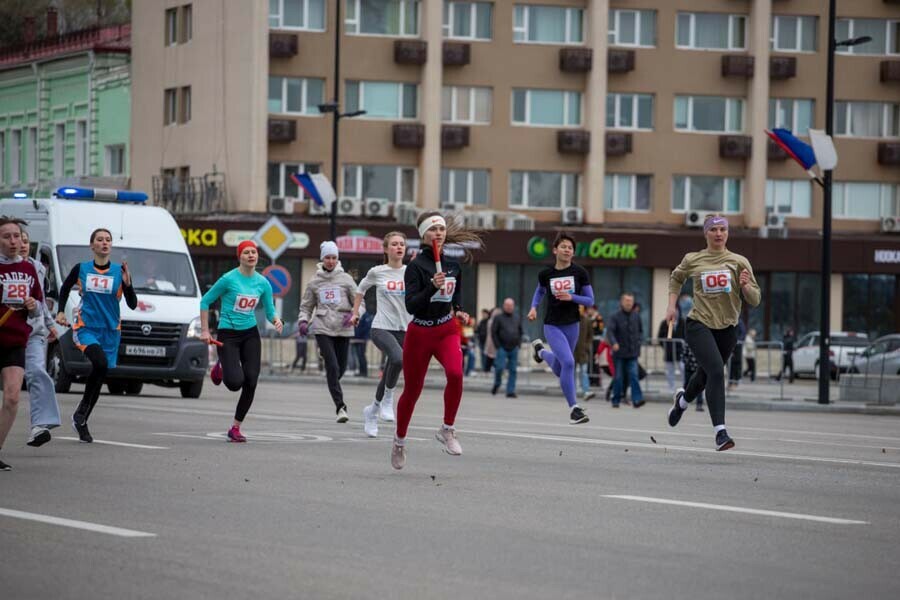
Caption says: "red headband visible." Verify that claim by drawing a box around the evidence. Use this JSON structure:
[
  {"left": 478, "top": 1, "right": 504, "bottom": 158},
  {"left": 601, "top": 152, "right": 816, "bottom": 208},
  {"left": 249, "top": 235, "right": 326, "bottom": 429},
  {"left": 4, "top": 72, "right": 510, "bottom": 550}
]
[{"left": 237, "top": 240, "right": 258, "bottom": 258}]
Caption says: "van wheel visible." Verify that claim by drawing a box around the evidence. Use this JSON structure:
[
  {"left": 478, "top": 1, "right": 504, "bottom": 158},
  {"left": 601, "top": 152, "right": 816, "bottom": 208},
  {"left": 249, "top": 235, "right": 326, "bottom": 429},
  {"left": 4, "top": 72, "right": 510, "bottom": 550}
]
[
  {"left": 180, "top": 380, "right": 203, "bottom": 399},
  {"left": 49, "top": 344, "right": 72, "bottom": 394},
  {"left": 107, "top": 381, "right": 127, "bottom": 395},
  {"left": 125, "top": 381, "right": 143, "bottom": 395}
]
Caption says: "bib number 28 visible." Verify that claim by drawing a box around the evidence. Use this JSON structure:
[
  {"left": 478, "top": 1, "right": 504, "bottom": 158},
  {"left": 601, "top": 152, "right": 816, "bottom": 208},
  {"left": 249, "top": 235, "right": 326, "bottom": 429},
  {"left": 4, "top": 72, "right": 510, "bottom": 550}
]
[{"left": 1, "top": 282, "right": 28, "bottom": 305}]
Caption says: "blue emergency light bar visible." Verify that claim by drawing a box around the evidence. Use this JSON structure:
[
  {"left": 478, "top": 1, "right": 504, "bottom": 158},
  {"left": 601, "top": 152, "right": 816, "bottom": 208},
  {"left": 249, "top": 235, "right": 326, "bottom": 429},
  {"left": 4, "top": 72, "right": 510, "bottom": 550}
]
[
  {"left": 55, "top": 186, "right": 148, "bottom": 203},
  {"left": 13, "top": 192, "right": 28, "bottom": 199}
]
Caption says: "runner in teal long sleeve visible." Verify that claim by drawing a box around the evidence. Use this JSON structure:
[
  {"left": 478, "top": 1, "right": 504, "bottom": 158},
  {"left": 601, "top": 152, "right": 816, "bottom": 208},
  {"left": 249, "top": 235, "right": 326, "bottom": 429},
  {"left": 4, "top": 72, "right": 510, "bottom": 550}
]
[{"left": 200, "top": 241, "right": 283, "bottom": 442}]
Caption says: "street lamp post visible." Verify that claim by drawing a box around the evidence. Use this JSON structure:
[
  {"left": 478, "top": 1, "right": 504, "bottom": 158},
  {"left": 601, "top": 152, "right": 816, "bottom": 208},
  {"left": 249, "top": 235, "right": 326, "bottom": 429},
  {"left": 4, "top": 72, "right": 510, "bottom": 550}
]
[{"left": 818, "top": 0, "right": 871, "bottom": 404}]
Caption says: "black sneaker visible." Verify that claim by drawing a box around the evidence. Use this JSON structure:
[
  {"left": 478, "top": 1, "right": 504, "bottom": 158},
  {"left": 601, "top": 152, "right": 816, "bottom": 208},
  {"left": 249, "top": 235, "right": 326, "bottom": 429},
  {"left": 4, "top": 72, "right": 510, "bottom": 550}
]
[
  {"left": 491, "top": 383, "right": 499, "bottom": 395},
  {"left": 633, "top": 399, "right": 646, "bottom": 408},
  {"left": 506, "top": 392, "right": 518, "bottom": 398},
  {"left": 569, "top": 406, "right": 589, "bottom": 424},
  {"left": 531, "top": 339, "right": 545, "bottom": 364},
  {"left": 0, "top": 458, "right": 11, "bottom": 471},
  {"left": 27, "top": 427, "right": 52, "bottom": 447},
  {"left": 715, "top": 429, "right": 735, "bottom": 451},
  {"left": 72, "top": 418, "right": 93, "bottom": 443},
  {"left": 696, "top": 403, "right": 705, "bottom": 412},
  {"left": 668, "top": 388, "right": 686, "bottom": 427}
]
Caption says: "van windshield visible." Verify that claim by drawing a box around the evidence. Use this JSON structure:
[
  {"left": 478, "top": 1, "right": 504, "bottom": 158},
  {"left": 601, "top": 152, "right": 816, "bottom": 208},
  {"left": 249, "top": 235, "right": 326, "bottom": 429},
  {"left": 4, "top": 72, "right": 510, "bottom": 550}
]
[{"left": 57, "top": 246, "right": 197, "bottom": 297}]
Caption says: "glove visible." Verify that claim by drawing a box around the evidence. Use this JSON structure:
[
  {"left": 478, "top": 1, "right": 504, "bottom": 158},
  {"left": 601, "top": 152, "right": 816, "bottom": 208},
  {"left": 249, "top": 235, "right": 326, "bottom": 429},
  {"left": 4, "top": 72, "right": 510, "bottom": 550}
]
[
  {"left": 298, "top": 321, "right": 308, "bottom": 337},
  {"left": 342, "top": 313, "right": 353, "bottom": 328}
]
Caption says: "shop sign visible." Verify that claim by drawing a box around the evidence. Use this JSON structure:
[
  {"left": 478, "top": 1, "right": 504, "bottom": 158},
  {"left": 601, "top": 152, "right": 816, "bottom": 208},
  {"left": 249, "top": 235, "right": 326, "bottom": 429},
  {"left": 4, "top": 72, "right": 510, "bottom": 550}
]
[
  {"left": 180, "top": 228, "right": 218, "bottom": 247},
  {"left": 874, "top": 249, "right": 900, "bottom": 264},
  {"left": 337, "top": 230, "right": 383, "bottom": 254},
  {"left": 527, "top": 236, "right": 638, "bottom": 261}
]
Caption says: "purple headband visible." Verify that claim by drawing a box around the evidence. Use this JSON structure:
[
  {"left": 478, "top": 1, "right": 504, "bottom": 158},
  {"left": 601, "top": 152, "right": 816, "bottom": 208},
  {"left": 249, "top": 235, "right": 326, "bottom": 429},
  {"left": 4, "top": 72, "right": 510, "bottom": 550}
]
[{"left": 703, "top": 216, "right": 729, "bottom": 234}]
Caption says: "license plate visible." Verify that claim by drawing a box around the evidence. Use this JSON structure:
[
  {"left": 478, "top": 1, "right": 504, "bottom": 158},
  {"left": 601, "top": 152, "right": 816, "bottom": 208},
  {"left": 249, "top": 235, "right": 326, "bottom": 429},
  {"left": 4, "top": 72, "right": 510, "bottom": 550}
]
[{"left": 124, "top": 345, "right": 166, "bottom": 357}]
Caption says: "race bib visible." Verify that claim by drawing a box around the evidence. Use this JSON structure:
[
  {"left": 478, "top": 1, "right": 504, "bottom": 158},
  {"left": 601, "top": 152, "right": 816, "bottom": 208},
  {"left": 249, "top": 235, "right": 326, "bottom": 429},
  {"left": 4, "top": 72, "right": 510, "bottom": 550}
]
[
  {"left": 431, "top": 277, "right": 457, "bottom": 303},
  {"left": 384, "top": 278, "right": 405, "bottom": 296},
  {"left": 85, "top": 274, "right": 115, "bottom": 295},
  {"left": 233, "top": 294, "right": 260, "bottom": 314},
  {"left": 549, "top": 276, "right": 576, "bottom": 297},
  {"left": 700, "top": 270, "right": 732, "bottom": 295},
  {"left": 1, "top": 279, "right": 29, "bottom": 305},
  {"left": 318, "top": 287, "right": 342, "bottom": 305}
]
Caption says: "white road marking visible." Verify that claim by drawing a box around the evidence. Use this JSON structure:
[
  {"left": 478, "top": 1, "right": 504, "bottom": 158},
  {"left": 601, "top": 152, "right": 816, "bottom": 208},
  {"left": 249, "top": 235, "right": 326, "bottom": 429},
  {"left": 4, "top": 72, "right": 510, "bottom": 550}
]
[
  {"left": 601, "top": 495, "right": 868, "bottom": 525},
  {"left": 0, "top": 507, "right": 157, "bottom": 537},
  {"left": 684, "top": 423, "right": 900, "bottom": 443},
  {"left": 57, "top": 437, "right": 169, "bottom": 450}
]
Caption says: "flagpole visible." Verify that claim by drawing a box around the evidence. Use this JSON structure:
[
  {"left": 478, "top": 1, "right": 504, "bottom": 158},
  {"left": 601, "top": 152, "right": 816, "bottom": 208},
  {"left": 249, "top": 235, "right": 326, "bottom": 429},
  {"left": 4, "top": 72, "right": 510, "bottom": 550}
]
[
  {"left": 329, "top": 0, "right": 341, "bottom": 242},
  {"left": 818, "top": 0, "right": 836, "bottom": 404}
]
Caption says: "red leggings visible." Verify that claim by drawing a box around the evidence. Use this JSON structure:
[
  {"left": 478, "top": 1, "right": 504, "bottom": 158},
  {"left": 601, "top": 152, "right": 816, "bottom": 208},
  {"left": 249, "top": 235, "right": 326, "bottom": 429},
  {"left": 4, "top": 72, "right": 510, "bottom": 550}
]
[{"left": 395, "top": 320, "right": 464, "bottom": 439}]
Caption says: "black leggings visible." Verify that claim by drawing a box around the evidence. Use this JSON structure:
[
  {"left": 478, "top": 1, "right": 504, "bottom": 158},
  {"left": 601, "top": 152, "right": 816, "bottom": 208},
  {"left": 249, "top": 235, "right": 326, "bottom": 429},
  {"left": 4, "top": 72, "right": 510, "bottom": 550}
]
[
  {"left": 683, "top": 319, "right": 737, "bottom": 428},
  {"left": 315, "top": 335, "right": 349, "bottom": 411},
  {"left": 74, "top": 345, "right": 108, "bottom": 425},
  {"left": 218, "top": 327, "right": 261, "bottom": 422}
]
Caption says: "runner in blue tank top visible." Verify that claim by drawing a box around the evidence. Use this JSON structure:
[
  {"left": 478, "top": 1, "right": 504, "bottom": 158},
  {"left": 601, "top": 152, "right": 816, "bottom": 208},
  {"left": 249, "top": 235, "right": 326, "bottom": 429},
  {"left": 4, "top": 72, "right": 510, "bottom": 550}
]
[
  {"left": 200, "top": 240, "right": 283, "bottom": 442},
  {"left": 57, "top": 228, "right": 138, "bottom": 443}
]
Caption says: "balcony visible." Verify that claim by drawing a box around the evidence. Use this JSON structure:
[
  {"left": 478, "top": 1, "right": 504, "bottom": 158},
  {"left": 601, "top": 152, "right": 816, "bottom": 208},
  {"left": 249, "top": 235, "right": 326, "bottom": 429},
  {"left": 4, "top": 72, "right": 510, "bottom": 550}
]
[
  {"left": 719, "top": 135, "right": 752, "bottom": 159},
  {"left": 557, "top": 130, "right": 590, "bottom": 154},
  {"left": 441, "top": 125, "right": 469, "bottom": 149},
  {"left": 721, "top": 55, "right": 754, "bottom": 78},
  {"left": 268, "top": 118, "right": 296, "bottom": 143},
  {"left": 151, "top": 173, "right": 226, "bottom": 215},
  {"left": 443, "top": 42, "right": 470, "bottom": 66},
  {"left": 393, "top": 123, "right": 425, "bottom": 149},
  {"left": 269, "top": 33, "right": 298, "bottom": 58},
  {"left": 605, "top": 132, "right": 632, "bottom": 156},
  {"left": 394, "top": 40, "right": 426, "bottom": 65},
  {"left": 770, "top": 56, "right": 796, "bottom": 80},
  {"left": 559, "top": 48, "right": 592, "bottom": 73},
  {"left": 607, "top": 49, "right": 635, "bottom": 74}
]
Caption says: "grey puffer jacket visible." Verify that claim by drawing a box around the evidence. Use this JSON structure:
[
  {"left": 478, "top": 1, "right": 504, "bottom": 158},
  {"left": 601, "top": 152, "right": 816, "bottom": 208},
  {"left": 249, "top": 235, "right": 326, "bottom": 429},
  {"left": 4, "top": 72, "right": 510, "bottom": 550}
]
[{"left": 298, "top": 262, "right": 358, "bottom": 337}]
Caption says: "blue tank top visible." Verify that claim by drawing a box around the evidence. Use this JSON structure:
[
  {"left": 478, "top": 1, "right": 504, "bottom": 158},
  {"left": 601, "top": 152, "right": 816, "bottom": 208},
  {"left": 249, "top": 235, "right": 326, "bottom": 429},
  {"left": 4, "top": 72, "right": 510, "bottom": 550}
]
[{"left": 75, "top": 261, "right": 125, "bottom": 331}]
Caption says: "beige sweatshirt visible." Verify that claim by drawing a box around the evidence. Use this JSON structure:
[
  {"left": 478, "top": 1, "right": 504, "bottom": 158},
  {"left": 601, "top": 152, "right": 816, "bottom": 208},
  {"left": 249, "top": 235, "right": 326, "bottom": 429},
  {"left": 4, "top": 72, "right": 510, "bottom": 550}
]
[{"left": 669, "top": 248, "right": 761, "bottom": 329}]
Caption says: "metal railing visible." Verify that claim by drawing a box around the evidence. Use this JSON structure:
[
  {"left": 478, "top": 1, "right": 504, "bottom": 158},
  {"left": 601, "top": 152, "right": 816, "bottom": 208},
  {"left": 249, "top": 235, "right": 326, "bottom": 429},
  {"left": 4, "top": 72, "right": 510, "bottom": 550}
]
[
  {"left": 840, "top": 353, "right": 900, "bottom": 405},
  {"left": 152, "top": 173, "right": 226, "bottom": 215}
]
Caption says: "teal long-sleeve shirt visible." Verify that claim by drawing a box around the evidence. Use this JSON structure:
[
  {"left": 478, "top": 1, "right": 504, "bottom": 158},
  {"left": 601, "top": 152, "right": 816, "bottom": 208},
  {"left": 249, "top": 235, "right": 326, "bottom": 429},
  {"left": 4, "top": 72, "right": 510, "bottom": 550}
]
[{"left": 200, "top": 268, "right": 276, "bottom": 330}]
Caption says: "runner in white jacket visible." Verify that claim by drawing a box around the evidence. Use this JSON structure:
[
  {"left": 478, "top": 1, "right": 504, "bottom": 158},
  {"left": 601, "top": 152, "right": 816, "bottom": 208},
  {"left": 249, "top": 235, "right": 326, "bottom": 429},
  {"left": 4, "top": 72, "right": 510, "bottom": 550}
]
[{"left": 352, "top": 232, "right": 411, "bottom": 437}]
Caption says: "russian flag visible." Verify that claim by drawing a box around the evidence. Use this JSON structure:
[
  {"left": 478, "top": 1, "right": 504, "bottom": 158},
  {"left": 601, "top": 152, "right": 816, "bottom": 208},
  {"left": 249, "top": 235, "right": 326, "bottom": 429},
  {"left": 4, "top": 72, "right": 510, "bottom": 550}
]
[
  {"left": 291, "top": 172, "right": 336, "bottom": 209},
  {"left": 766, "top": 128, "right": 817, "bottom": 170}
]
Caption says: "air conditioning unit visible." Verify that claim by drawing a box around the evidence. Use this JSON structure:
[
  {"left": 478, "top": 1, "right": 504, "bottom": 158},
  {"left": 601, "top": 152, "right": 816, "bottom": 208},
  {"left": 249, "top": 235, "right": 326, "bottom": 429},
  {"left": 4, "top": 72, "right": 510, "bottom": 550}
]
[
  {"left": 364, "top": 197, "right": 392, "bottom": 218},
  {"left": 506, "top": 215, "right": 535, "bottom": 231},
  {"left": 685, "top": 210, "right": 716, "bottom": 228},
  {"left": 766, "top": 213, "right": 787, "bottom": 229},
  {"left": 395, "top": 202, "right": 420, "bottom": 226},
  {"left": 268, "top": 196, "right": 295, "bottom": 215},
  {"left": 337, "top": 196, "right": 362, "bottom": 217},
  {"left": 441, "top": 201, "right": 464, "bottom": 212},
  {"left": 881, "top": 216, "right": 900, "bottom": 233},
  {"left": 562, "top": 207, "right": 583, "bottom": 225},
  {"left": 308, "top": 199, "right": 331, "bottom": 216},
  {"left": 464, "top": 211, "right": 497, "bottom": 229}
]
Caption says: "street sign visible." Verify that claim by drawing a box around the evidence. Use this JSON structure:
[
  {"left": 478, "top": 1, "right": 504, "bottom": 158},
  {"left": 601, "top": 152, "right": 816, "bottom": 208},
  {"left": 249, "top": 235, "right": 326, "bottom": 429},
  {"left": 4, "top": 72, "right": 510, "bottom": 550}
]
[
  {"left": 254, "top": 216, "right": 293, "bottom": 261},
  {"left": 262, "top": 265, "right": 292, "bottom": 298}
]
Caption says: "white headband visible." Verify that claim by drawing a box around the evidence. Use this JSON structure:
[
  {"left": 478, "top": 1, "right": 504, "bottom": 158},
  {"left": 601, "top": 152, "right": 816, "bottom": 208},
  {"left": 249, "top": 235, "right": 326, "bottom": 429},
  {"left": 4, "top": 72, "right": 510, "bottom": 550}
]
[{"left": 418, "top": 215, "right": 447, "bottom": 239}]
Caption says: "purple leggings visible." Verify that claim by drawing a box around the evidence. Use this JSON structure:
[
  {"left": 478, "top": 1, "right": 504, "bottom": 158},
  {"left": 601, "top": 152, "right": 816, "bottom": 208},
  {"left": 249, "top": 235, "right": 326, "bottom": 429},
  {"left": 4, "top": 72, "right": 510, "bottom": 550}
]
[{"left": 540, "top": 322, "right": 581, "bottom": 408}]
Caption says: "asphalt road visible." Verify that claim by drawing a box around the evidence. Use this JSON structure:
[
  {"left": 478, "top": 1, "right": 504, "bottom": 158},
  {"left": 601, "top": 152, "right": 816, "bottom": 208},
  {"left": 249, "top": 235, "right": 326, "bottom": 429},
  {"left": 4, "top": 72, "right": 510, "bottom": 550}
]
[{"left": 2, "top": 378, "right": 899, "bottom": 600}]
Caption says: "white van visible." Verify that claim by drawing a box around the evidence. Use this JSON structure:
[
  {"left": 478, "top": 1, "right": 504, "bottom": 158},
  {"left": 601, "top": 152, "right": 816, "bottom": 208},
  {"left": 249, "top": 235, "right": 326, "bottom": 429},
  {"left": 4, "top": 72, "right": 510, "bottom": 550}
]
[{"left": 0, "top": 188, "right": 208, "bottom": 398}]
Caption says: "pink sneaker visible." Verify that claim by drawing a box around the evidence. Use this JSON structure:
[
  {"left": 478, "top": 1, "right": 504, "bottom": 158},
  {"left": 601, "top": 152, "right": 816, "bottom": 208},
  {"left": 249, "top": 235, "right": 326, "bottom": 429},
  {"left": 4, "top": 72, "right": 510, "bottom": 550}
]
[
  {"left": 210, "top": 361, "right": 223, "bottom": 386},
  {"left": 435, "top": 427, "right": 462, "bottom": 456},
  {"left": 227, "top": 426, "right": 246, "bottom": 443}
]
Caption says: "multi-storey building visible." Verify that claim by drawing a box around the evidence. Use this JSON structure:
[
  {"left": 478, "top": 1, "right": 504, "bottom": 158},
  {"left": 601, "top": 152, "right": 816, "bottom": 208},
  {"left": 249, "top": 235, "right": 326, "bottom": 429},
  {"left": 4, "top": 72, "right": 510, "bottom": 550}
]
[{"left": 130, "top": 1, "right": 900, "bottom": 340}]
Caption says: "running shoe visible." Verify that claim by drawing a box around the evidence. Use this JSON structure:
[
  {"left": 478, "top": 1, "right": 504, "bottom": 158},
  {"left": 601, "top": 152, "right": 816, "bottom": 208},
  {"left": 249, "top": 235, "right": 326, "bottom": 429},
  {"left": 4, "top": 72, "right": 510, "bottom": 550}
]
[
  {"left": 696, "top": 403, "right": 705, "bottom": 412},
  {"left": 531, "top": 339, "right": 545, "bottom": 364},
  {"left": 582, "top": 391, "right": 595, "bottom": 402},
  {"left": 210, "top": 361, "right": 223, "bottom": 386},
  {"left": 391, "top": 439, "right": 407, "bottom": 470},
  {"left": 363, "top": 403, "right": 379, "bottom": 438},
  {"left": 435, "top": 427, "right": 463, "bottom": 455},
  {"left": 506, "top": 392, "right": 518, "bottom": 398},
  {"left": 380, "top": 394, "right": 395, "bottom": 422},
  {"left": 72, "top": 418, "right": 93, "bottom": 443},
  {"left": 569, "top": 406, "right": 589, "bottom": 424},
  {"left": 27, "top": 426, "right": 51, "bottom": 447},
  {"left": 0, "top": 459, "right": 11, "bottom": 471},
  {"left": 715, "top": 430, "right": 735, "bottom": 451},
  {"left": 668, "top": 388, "right": 686, "bottom": 428},
  {"left": 336, "top": 406, "right": 349, "bottom": 423},
  {"left": 632, "top": 399, "right": 646, "bottom": 409},
  {"left": 227, "top": 425, "right": 246, "bottom": 443}
]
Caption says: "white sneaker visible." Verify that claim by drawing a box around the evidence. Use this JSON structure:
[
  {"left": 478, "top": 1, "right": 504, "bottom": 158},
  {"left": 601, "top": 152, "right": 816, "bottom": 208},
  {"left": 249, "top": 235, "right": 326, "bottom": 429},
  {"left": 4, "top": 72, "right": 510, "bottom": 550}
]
[
  {"left": 380, "top": 393, "right": 395, "bottom": 422},
  {"left": 27, "top": 426, "right": 51, "bottom": 447},
  {"left": 435, "top": 427, "right": 462, "bottom": 456},
  {"left": 336, "top": 406, "right": 349, "bottom": 423},
  {"left": 391, "top": 439, "right": 407, "bottom": 470},
  {"left": 363, "top": 403, "right": 379, "bottom": 438}
]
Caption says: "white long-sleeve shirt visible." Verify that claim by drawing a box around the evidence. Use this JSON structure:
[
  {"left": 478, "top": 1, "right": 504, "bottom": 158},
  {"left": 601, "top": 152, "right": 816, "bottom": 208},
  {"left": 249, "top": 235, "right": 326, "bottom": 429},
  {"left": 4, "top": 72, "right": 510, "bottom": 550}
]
[{"left": 357, "top": 264, "right": 411, "bottom": 332}]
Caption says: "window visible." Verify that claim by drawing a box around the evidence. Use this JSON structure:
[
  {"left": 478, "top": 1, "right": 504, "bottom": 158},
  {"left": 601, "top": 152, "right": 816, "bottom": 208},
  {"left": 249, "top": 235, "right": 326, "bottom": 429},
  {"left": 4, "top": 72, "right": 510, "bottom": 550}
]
[
  {"left": 268, "top": 77, "right": 324, "bottom": 115},
  {"left": 768, "top": 98, "right": 814, "bottom": 136},
  {"left": 267, "top": 162, "right": 321, "bottom": 198},
  {"left": 440, "top": 169, "right": 490, "bottom": 206},
  {"left": 513, "top": 5, "right": 583, "bottom": 45},
  {"left": 164, "top": 88, "right": 177, "bottom": 125},
  {"left": 676, "top": 12, "right": 746, "bottom": 50},
  {"left": 834, "top": 101, "right": 899, "bottom": 138},
  {"left": 180, "top": 5, "right": 192, "bottom": 43},
  {"left": 269, "top": 0, "right": 326, "bottom": 30},
  {"left": 442, "top": 86, "right": 491, "bottom": 124},
  {"left": 179, "top": 86, "right": 192, "bottom": 124},
  {"left": 165, "top": 7, "right": 178, "bottom": 45},
  {"left": 10, "top": 130, "right": 21, "bottom": 183},
  {"left": 106, "top": 145, "right": 126, "bottom": 176},
  {"left": 26, "top": 127, "right": 37, "bottom": 183},
  {"left": 509, "top": 171, "right": 579, "bottom": 210},
  {"left": 346, "top": 0, "right": 419, "bottom": 37},
  {"left": 346, "top": 81, "right": 417, "bottom": 119},
  {"left": 672, "top": 175, "right": 742, "bottom": 213},
  {"left": 0, "top": 132, "right": 5, "bottom": 184},
  {"left": 771, "top": 15, "right": 817, "bottom": 52},
  {"left": 843, "top": 274, "right": 897, "bottom": 339},
  {"left": 608, "top": 9, "right": 656, "bottom": 47},
  {"left": 836, "top": 18, "right": 900, "bottom": 55},
  {"left": 512, "top": 89, "right": 581, "bottom": 127},
  {"left": 766, "top": 180, "right": 811, "bottom": 217},
  {"left": 833, "top": 182, "right": 899, "bottom": 220},
  {"left": 342, "top": 164, "right": 417, "bottom": 203},
  {"left": 675, "top": 96, "right": 744, "bottom": 133},
  {"left": 75, "top": 121, "right": 88, "bottom": 176},
  {"left": 443, "top": 1, "right": 492, "bottom": 40},
  {"left": 606, "top": 93, "right": 653, "bottom": 130},
  {"left": 53, "top": 123, "right": 64, "bottom": 178},
  {"left": 604, "top": 174, "right": 651, "bottom": 212}
]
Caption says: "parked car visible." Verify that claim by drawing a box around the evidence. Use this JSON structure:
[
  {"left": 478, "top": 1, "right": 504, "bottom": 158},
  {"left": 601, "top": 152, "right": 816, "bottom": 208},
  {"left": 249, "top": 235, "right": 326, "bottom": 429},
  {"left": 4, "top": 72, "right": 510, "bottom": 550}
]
[
  {"left": 792, "top": 331, "right": 869, "bottom": 380},
  {"left": 849, "top": 334, "right": 900, "bottom": 377}
]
